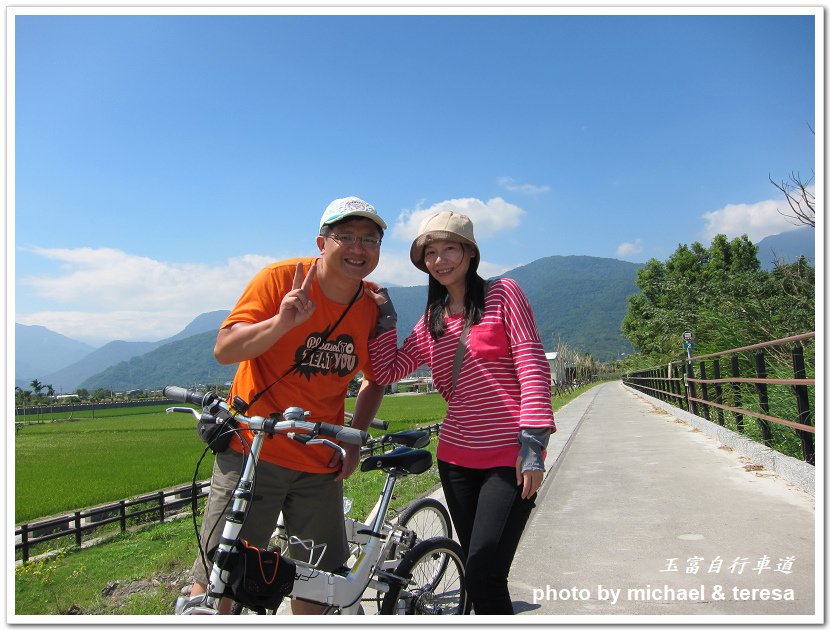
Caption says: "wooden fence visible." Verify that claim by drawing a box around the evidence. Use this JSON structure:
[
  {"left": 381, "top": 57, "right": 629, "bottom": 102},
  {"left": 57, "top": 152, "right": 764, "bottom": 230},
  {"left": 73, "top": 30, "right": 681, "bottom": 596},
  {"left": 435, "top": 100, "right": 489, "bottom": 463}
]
[{"left": 622, "top": 332, "right": 815, "bottom": 463}]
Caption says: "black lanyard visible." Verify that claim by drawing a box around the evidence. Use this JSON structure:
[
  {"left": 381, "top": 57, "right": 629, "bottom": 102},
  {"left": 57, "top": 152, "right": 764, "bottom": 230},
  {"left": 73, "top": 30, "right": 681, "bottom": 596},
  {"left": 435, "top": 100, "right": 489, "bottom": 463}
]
[
  {"left": 321, "top": 281, "right": 364, "bottom": 344},
  {"left": 245, "top": 280, "right": 363, "bottom": 411}
]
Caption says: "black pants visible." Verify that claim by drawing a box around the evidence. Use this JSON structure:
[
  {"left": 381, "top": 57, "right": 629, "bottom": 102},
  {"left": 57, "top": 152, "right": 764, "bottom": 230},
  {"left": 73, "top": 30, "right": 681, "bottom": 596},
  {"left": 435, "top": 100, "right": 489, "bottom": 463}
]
[{"left": 438, "top": 460, "right": 536, "bottom": 615}]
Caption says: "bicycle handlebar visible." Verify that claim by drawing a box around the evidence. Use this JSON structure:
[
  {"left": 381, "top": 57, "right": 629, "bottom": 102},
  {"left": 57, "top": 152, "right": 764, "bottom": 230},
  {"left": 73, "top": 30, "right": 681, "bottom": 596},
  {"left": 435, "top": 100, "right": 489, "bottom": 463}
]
[
  {"left": 164, "top": 385, "right": 217, "bottom": 407},
  {"left": 345, "top": 411, "right": 389, "bottom": 431},
  {"left": 164, "top": 386, "right": 369, "bottom": 445},
  {"left": 316, "top": 422, "right": 367, "bottom": 446}
]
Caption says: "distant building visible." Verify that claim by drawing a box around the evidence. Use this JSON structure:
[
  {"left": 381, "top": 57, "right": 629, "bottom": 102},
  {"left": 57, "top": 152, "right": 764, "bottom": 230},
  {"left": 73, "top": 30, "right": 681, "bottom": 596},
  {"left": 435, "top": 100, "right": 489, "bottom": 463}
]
[
  {"left": 545, "top": 352, "right": 560, "bottom": 383},
  {"left": 546, "top": 351, "right": 576, "bottom": 384}
]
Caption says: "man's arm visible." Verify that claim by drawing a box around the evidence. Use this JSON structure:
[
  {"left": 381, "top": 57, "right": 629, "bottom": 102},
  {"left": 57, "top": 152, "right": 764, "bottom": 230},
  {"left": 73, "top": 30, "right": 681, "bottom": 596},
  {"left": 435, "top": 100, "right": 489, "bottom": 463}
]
[
  {"left": 348, "top": 378, "right": 386, "bottom": 431},
  {"left": 214, "top": 319, "right": 292, "bottom": 365},
  {"left": 331, "top": 378, "right": 385, "bottom": 481},
  {"left": 215, "top": 261, "right": 317, "bottom": 365}
]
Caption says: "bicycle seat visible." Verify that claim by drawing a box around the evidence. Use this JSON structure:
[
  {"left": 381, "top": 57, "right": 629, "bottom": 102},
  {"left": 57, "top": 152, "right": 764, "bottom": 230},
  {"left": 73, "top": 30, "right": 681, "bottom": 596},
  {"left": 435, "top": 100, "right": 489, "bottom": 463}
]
[
  {"left": 383, "top": 429, "right": 430, "bottom": 449},
  {"left": 361, "top": 447, "right": 432, "bottom": 475}
]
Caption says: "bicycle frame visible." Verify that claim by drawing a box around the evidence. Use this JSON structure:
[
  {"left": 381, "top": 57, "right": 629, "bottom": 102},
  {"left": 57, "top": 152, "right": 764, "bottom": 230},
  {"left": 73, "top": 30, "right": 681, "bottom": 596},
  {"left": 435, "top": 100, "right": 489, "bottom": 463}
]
[
  {"left": 209, "top": 429, "right": 405, "bottom": 613},
  {"left": 264, "top": 453, "right": 414, "bottom": 611},
  {"left": 169, "top": 401, "right": 411, "bottom": 615},
  {"left": 274, "top": 473, "right": 414, "bottom": 564}
]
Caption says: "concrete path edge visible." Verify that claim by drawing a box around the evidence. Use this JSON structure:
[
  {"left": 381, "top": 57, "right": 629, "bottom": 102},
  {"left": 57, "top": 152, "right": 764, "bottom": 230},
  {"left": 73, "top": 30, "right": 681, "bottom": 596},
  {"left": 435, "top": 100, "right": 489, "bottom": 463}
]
[{"left": 623, "top": 384, "right": 816, "bottom": 495}]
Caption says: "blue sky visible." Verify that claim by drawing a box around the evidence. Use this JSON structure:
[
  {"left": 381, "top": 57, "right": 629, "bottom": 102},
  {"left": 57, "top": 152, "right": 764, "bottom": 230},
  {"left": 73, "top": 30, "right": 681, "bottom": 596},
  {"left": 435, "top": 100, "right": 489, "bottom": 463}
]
[{"left": 10, "top": 8, "right": 818, "bottom": 345}]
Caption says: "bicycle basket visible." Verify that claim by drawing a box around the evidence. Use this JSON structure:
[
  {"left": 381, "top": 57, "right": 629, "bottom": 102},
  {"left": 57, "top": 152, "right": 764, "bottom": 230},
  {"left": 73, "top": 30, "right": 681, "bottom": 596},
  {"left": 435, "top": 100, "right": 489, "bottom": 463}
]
[
  {"left": 226, "top": 539, "right": 296, "bottom": 608},
  {"left": 196, "top": 418, "right": 236, "bottom": 454}
]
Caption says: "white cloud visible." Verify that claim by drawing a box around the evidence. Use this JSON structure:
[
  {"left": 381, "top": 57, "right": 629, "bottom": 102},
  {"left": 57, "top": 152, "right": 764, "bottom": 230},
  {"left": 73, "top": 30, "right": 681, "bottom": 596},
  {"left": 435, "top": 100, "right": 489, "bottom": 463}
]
[
  {"left": 498, "top": 176, "right": 551, "bottom": 195},
  {"left": 369, "top": 250, "right": 429, "bottom": 287},
  {"left": 17, "top": 245, "right": 520, "bottom": 343},
  {"left": 17, "top": 247, "right": 274, "bottom": 342},
  {"left": 391, "top": 197, "right": 526, "bottom": 242},
  {"left": 16, "top": 310, "right": 207, "bottom": 345},
  {"left": 701, "top": 193, "right": 813, "bottom": 242},
  {"left": 617, "top": 239, "right": 643, "bottom": 257}
]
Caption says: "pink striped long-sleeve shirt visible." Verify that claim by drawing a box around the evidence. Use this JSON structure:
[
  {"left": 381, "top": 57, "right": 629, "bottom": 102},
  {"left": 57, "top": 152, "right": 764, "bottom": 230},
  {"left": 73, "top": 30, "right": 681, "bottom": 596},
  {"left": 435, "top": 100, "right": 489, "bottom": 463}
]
[{"left": 368, "top": 278, "right": 556, "bottom": 469}]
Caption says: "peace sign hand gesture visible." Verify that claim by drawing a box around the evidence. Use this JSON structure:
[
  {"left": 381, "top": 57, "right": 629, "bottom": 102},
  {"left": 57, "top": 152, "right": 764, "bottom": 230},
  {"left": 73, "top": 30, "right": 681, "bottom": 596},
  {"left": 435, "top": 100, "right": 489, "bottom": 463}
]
[{"left": 279, "top": 261, "right": 317, "bottom": 328}]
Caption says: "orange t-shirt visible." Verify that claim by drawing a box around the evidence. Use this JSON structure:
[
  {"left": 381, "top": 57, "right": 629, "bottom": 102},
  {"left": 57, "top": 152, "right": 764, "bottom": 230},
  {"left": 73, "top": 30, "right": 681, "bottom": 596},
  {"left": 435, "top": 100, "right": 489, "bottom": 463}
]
[{"left": 224, "top": 257, "right": 378, "bottom": 473}]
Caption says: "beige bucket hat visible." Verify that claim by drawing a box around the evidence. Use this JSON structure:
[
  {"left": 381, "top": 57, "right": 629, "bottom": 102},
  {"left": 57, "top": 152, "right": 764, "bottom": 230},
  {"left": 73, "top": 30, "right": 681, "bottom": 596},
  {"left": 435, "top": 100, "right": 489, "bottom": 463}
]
[{"left": 410, "top": 211, "right": 479, "bottom": 272}]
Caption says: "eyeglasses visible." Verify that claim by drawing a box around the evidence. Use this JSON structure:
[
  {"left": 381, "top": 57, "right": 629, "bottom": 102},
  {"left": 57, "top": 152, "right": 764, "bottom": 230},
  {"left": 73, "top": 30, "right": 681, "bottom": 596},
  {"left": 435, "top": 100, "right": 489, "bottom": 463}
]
[{"left": 326, "top": 233, "right": 382, "bottom": 249}]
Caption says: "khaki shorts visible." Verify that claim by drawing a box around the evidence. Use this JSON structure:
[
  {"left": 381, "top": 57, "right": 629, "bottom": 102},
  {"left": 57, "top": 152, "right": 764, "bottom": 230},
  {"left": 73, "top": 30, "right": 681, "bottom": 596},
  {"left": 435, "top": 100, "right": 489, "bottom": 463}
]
[{"left": 190, "top": 449, "right": 349, "bottom": 585}]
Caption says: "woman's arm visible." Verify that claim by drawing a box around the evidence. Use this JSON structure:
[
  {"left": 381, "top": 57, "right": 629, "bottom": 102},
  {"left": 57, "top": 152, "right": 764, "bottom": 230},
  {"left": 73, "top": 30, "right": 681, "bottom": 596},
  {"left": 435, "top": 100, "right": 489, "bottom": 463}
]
[
  {"left": 365, "top": 286, "right": 427, "bottom": 385},
  {"left": 498, "top": 279, "right": 556, "bottom": 431}
]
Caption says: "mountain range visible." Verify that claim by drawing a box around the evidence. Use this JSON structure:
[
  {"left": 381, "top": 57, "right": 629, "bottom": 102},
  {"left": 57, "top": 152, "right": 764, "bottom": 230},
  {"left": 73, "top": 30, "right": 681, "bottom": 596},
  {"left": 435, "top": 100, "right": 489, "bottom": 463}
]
[
  {"left": 15, "top": 228, "right": 814, "bottom": 393},
  {"left": 14, "top": 311, "right": 229, "bottom": 392},
  {"left": 755, "top": 226, "right": 814, "bottom": 269}
]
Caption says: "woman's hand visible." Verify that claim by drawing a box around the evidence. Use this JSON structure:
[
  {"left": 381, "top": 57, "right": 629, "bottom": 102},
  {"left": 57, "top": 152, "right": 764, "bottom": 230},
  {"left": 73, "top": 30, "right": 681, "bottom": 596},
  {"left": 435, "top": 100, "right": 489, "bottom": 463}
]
[
  {"left": 516, "top": 456, "right": 544, "bottom": 499},
  {"left": 365, "top": 284, "right": 397, "bottom": 335}
]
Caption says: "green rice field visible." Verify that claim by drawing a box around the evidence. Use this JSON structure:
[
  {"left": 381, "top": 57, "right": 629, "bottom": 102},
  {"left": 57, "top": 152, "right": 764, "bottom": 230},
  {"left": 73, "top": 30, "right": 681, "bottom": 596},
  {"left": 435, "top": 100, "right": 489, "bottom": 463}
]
[{"left": 15, "top": 395, "right": 449, "bottom": 523}]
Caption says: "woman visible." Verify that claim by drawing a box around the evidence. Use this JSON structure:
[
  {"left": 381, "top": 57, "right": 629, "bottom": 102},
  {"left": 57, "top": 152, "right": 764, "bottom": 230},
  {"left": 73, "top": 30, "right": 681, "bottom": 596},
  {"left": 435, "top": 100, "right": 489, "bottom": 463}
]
[{"left": 368, "top": 210, "right": 555, "bottom": 614}]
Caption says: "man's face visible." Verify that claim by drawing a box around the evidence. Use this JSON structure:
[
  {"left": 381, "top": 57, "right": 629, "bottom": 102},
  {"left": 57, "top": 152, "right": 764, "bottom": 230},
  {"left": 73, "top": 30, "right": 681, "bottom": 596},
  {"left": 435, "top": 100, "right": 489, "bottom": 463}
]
[{"left": 317, "top": 218, "right": 382, "bottom": 281}]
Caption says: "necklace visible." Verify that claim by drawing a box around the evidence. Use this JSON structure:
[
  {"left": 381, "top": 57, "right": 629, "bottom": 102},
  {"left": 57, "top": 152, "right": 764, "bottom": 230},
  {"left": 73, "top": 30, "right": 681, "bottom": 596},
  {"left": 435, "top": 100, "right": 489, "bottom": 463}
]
[{"left": 444, "top": 296, "right": 464, "bottom": 316}]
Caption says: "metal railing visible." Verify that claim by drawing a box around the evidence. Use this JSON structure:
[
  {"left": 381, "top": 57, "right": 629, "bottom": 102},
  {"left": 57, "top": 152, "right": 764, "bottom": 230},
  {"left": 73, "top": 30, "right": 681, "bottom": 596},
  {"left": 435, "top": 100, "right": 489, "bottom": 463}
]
[
  {"left": 623, "top": 332, "right": 815, "bottom": 464},
  {"left": 15, "top": 423, "right": 443, "bottom": 563}
]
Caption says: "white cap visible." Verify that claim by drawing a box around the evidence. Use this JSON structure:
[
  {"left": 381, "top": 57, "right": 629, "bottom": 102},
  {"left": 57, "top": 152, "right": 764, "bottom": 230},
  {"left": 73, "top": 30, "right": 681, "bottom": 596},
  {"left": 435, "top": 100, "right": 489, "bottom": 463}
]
[{"left": 319, "top": 196, "right": 387, "bottom": 231}]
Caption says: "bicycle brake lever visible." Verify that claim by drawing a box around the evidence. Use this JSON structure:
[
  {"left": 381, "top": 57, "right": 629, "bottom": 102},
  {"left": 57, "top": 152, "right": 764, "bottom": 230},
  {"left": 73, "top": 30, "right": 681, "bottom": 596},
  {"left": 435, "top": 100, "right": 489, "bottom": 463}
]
[
  {"left": 305, "top": 438, "right": 346, "bottom": 459},
  {"left": 286, "top": 433, "right": 346, "bottom": 458},
  {"left": 290, "top": 432, "right": 315, "bottom": 445},
  {"left": 166, "top": 407, "right": 202, "bottom": 420}
]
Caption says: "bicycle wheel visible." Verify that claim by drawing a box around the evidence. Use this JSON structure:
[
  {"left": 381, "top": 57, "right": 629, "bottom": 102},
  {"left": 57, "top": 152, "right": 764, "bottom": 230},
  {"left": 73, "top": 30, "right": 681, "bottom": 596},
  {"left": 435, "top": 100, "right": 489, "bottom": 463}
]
[
  {"left": 379, "top": 536, "right": 469, "bottom": 615},
  {"left": 397, "top": 497, "right": 452, "bottom": 544}
]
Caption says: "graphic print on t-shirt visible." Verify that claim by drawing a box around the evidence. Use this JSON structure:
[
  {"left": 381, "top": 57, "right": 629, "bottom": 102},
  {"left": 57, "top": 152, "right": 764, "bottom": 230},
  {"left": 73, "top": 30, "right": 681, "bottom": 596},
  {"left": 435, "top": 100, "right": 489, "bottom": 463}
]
[{"left": 292, "top": 325, "right": 359, "bottom": 380}]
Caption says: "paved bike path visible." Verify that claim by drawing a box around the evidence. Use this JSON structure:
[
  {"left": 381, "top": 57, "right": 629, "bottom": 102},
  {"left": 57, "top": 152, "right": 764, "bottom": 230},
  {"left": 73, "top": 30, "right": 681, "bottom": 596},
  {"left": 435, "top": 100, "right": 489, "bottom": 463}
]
[
  {"left": 507, "top": 381, "right": 817, "bottom": 620},
  {"left": 276, "top": 382, "right": 817, "bottom": 619}
]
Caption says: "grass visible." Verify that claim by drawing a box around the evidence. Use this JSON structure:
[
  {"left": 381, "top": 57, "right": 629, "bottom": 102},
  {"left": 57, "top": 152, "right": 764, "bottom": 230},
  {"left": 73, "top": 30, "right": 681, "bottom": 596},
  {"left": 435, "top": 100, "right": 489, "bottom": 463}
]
[
  {"left": 15, "top": 413, "right": 212, "bottom": 522},
  {"left": 15, "top": 518, "right": 197, "bottom": 615},
  {"left": 672, "top": 353, "right": 815, "bottom": 461},
  {"left": 15, "top": 394, "right": 448, "bottom": 523},
  {"left": 14, "top": 385, "right": 596, "bottom": 615},
  {"left": 15, "top": 403, "right": 175, "bottom": 423}
]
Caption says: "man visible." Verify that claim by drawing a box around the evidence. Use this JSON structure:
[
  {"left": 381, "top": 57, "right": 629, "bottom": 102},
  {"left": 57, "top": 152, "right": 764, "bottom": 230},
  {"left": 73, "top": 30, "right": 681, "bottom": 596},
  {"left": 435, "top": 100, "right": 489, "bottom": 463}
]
[{"left": 185, "top": 196, "right": 387, "bottom": 614}]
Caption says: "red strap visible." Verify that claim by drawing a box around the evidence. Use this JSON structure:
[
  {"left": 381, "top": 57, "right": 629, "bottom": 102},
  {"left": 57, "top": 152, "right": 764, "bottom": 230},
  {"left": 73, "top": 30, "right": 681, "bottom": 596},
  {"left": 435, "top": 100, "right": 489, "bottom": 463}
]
[{"left": 242, "top": 539, "right": 280, "bottom": 585}]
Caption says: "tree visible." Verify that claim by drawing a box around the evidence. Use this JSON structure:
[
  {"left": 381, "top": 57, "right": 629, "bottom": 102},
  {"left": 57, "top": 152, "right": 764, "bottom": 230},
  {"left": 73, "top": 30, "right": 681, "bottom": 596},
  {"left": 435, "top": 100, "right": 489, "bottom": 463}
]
[
  {"left": 770, "top": 171, "right": 815, "bottom": 228},
  {"left": 15, "top": 386, "right": 32, "bottom": 406},
  {"left": 621, "top": 234, "right": 813, "bottom": 364},
  {"left": 770, "top": 124, "right": 816, "bottom": 229},
  {"left": 91, "top": 388, "right": 111, "bottom": 402},
  {"left": 29, "top": 380, "right": 44, "bottom": 401}
]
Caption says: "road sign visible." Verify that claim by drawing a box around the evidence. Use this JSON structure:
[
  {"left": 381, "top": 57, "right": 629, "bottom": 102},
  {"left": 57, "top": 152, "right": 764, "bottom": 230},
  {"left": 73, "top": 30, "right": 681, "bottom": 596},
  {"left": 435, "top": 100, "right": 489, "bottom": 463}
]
[
  {"left": 683, "top": 341, "right": 695, "bottom": 350},
  {"left": 683, "top": 331, "right": 694, "bottom": 342}
]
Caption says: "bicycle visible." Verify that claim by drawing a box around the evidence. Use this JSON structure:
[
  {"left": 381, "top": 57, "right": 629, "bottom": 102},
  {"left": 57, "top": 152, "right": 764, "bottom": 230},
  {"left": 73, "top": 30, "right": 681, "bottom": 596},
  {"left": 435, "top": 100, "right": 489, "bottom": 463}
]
[
  {"left": 326, "top": 412, "right": 454, "bottom": 562},
  {"left": 166, "top": 386, "right": 468, "bottom": 615},
  {"left": 259, "top": 429, "right": 453, "bottom": 614},
  {"left": 268, "top": 418, "right": 452, "bottom": 554}
]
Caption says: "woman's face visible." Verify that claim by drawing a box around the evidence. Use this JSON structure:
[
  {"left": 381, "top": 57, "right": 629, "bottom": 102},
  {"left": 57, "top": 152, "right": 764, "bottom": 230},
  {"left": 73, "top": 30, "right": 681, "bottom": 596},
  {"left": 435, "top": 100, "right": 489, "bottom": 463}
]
[{"left": 423, "top": 239, "right": 473, "bottom": 288}]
